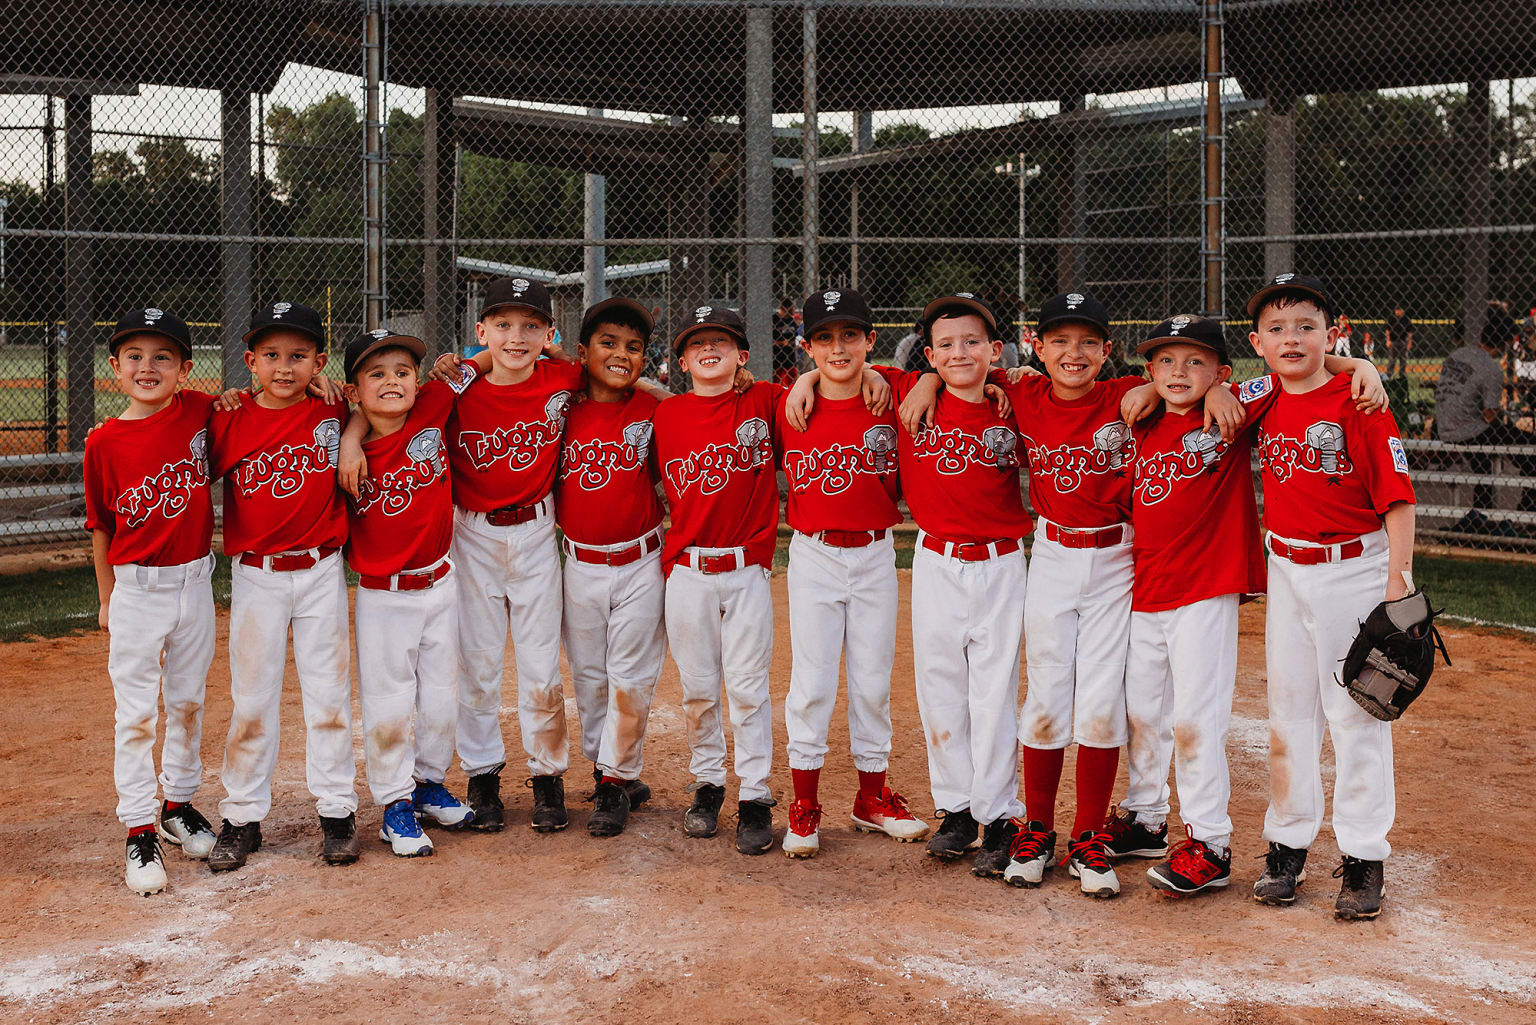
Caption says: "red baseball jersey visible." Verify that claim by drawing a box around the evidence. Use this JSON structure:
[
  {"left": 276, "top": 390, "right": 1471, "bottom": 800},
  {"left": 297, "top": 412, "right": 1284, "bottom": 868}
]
[
  {"left": 446, "top": 358, "right": 584, "bottom": 512},
  {"left": 892, "top": 370, "right": 1032, "bottom": 543},
  {"left": 1129, "top": 381, "right": 1279, "bottom": 612},
  {"left": 83, "top": 390, "right": 215, "bottom": 567},
  {"left": 556, "top": 389, "right": 666, "bottom": 546},
  {"left": 775, "top": 374, "right": 902, "bottom": 535},
  {"left": 209, "top": 394, "right": 347, "bottom": 556},
  {"left": 346, "top": 380, "right": 456, "bottom": 578},
  {"left": 651, "top": 382, "right": 783, "bottom": 575},
  {"left": 1256, "top": 372, "right": 1416, "bottom": 543},
  {"left": 1007, "top": 374, "right": 1142, "bottom": 528}
]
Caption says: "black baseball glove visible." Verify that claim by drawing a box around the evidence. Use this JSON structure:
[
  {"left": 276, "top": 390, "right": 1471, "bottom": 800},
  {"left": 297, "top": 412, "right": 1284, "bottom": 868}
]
[{"left": 1338, "top": 589, "right": 1451, "bottom": 722}]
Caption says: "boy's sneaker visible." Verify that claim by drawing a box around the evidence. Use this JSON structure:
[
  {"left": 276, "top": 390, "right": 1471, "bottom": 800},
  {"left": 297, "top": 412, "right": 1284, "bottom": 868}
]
[
  {"left": 971, "top": 818, "right": 1019, "bottom": 878},
  {"left": 850, "top": 787, "right": 929, "bottom": 842},
  {"left": 736, "top": 799, "right": 775, "bottom": 855},
  {"left": 1253, "top": 842, "right": 1308, "bottom": 905},
  {"left": 160, "top": 802, "right": 216, "bottom": 859},
  {"left": 1333, "top": 856, "right": 1385, "bottom": 920},
  {"left": 412, "top": 781, "right": 475, "bottom": 829},
  {"left": 623, "top": 778, "right": 653, "bottom": 810},
  {"left": 1066, "top": 830, "right": 1121, "bottom": 899},
  {"left": 1103, "top": 808, "right": 1169, "bottom": 859},
  {"left": 526, "top": 775, "right": 569, "bottom": 833},
  {"left": 319, "top": 813, "right": 361, "bottom": 865},
  {"left": 587, "top": 781, "right": 630, "bottom": 838},
  {"left": 207, "top": 820, "right": 262, "bottom": 873},
  {"left": 683, "top": 783, "right": 727, "bottom": 838},
  {"left": 125, "top": 832, "right": 167, "bottom": 896},
  {"left": 783, "top": 799, "right": 822, "bottom": 858},
  {"left": 379, "top": 799, "right": 434, "bottom": 857},
  {"left": 1146, "top": 828, "right": 1231, "bottom": 896},
  {"left": 925, "top": 809, "right": 980, "bottom": 860},
  {"left": 1002, "top": 821, "right": 1057, "bottom": 888},
  {"left": 465, "top": 765, "right": 505, "bottom": 832}
]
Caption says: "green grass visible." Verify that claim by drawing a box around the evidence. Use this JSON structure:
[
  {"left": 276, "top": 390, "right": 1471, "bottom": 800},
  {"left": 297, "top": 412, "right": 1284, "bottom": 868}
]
[
  {"left": 1411, "top": 553, "right": 1535, "bottom": 632},
  {"left": 0, "top": 556, "right": 233, "bottom": 644}
]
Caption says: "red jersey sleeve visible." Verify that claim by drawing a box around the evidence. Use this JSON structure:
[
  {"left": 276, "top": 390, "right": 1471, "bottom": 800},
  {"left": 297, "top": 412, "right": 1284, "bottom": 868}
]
[{"left": 1356, "top": 408, "right": 1417, "bottom": 514}]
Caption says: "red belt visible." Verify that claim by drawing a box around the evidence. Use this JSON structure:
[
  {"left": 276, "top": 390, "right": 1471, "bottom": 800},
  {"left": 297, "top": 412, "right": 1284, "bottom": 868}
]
[
  {"left": 565, "top": 531, "right": 662, "bottom": 567},
  {"left": 359, "top": 561, "right": 452, "bottom": 592},
  {"left": 801, "top": 529, "right": 888, "bottom": 549},
  {"left": 1043, "top": 522, "right": 1125, "bottom": 549},
  {"left": 683, "top": 549, "right": 746, "bottom": 574},
  {"left": 1267, "top": 536, "right": 1364, "bottom": 565},
  {"left": 238, "top": 547, "right": 339, "bottom": 573},
  {"left": 919, "top": 534, "right": 1022, "bottom": 562},
  {"left": 485, "top": 502, "right": 545, "bottom": 527}
]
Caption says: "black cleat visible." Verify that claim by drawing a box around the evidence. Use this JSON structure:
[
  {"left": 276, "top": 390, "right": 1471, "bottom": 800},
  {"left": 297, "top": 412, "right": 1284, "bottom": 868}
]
[
  {"left": 466, "top": 765, "right": 506, "bottom": 832},
  {"left": 683, "top": 783, "right": 727, "bottom": 838},
  {"left": 1333, "top": 856, "right": 1385, "bottom": 920},
  {"left": 971, "top": 818, "right": 1019, "bottom": 878},
  {"left": 623, "top": 778, "right": 653, "bottom": 810},
  {"left": 1102, "top": 808, "right": 1170, "bottom": 859},
  {"left": 587, "top": 781, "right": 631, "bottom": 838},
  {"left": 320, "top": 813, "right": 361, "bottom": 865},
  {"left": 736, "top": 799, "right": 775, "bottom": 855},
  {"left": 207, "top": 820, "right": 262, "bottom": 873},
  {"left": 1253, "top": 842, "right": 1308, "bottom": 905},
  {"left": 526, "top": 775, "right": 569, "bottom": 832},
  {"left": 924, "top": 808, "right": 980, "bottom": 860}
]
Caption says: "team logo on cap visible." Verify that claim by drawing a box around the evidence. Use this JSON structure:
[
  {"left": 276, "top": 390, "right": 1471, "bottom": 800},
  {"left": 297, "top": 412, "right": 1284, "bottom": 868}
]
[
  {"left": 143, "top": 308, "right": 164, "bottom": 323},
  {"left": 695, "top": 306, "right": 713, "bottom": 322},
  {"left": 955, "top": 292, "right": 975, "bottom": 299},
  {"left": 1066, "top": 293, "right": 1085, "bottom": 308},
  {"left": 511, "top": 278, "right": 530, "bottom": 293},
  {"left": 1273, "top": 273, "right": 1295, "bottom": 284},
  {"left": 1168, "top": 316, "right": 1192, "bottom": 334},
  {"left": 272, "top": 302, "right": 292, "bottom": 318},
  {"left": 369, "top": 328, "right": 390, "bottom": 339},
  {"left": 822, "top": 290, "right": 841, "bottom": 308}
]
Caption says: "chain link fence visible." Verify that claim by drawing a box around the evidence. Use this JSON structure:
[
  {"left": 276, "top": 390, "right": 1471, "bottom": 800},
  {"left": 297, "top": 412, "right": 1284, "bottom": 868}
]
[{"left": 2, "top": 0, "right": 1533, "bottom": 552}]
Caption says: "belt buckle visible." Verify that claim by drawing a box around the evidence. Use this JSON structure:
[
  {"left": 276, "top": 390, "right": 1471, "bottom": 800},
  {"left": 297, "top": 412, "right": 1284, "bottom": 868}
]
[{"left": 954, "top": 542, "right": 985, "bottom": 562}]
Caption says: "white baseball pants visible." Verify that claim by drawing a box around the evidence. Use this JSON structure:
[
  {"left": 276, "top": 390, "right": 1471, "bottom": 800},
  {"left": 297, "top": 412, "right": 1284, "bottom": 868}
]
[
  {"left": 785, "top": 531, "right": 896, "bottom": 772},
  {"left": 664, "top": 559, "right": 774, "bottom": 802},
  {"left": 1122, "top": 593, "right": 1240, "bottom": 850},
  {"left": 452, "top": 505, "right": 567, "bottom": 778},
  {"left": 1018, "top": 523, "right": 1134, "bottom": 751},
  {"left": 108, "top": 554, "right": 216, "bottom": 828},
  {"left": 1264, "top": 530, "right": 1395, "bottom": 861},
  {"left": 562, "top": 534, "right": 667, "bottom": 780},
  {"left": 910, "top": 537, "right": 1027, "bottom": 825},
  {"left": 219, "top": 552, "right": 356, "bottom": 826},
  {"left": 354, "top": 562, "right": 459, "bottom": 807}
]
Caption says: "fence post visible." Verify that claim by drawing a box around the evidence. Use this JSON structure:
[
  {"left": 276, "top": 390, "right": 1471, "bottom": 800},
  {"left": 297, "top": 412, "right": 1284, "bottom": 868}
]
[
  {"left": 64, "top": 94, "right": 93, "bottom": 454},
  {"left": 742, "top": 5, "right": 774, "bottom": 383},
  {"left": 801, "top": 1, "right": 818, "bottom": 297},
  {"left": 1201, "top": 0, "right": 1225, "bottom": 321},
  {"left": 1263, "top": 95, "right": 1295, "bottom": 279},
  {"left": 1461, "top": 78, "right": 1491, "bottom": 349},
  {"left": 362, "top": 0, "right": 386, "bottom": 332},
  {"left": 584, "top": 108, "right": 608, "bottom": 312},
  {"left": 849, "top": 110, "right": 871, "bottom": 290},
  {"left": 422, "top": 87, "right": 457, "bottom": 357},
  {"left": 220, "top": 90, "right": 253, "bottom": 387}
]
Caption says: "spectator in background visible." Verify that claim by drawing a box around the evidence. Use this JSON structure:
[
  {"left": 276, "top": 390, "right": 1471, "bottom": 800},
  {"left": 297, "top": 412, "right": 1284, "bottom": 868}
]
[
  {"left": 1361, "top": 330, "right": 1375, "bottom": 360},
  {"left": 1435, "top": 303, "right": 1536, "bottom": 534},
  {"left": 894, "top": 320, "right": 926, "bottom": 372},
  {"left": 1333, "top": 313, "right": 1353, "bottom": 358},
  {"left": 772, "top": 297, "right": 800, "bottom": 386},
  {"left": 1512, "top": 307, "right": 1536, "bottom": 413},
  {"left": 1019, "top": 323, "right": 1038, "bottom": 364},
  {"left": 1384, "top": 305, "right": 1413, "bottom": 378}
]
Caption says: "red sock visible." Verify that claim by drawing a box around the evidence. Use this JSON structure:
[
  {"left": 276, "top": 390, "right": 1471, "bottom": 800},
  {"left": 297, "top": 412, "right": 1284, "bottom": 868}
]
[
  {"left": 128, "top": 823, "right": 156, "bottom": 838},
  {"left": 1072, "top": 745, "right": 1120, "bottom": 839},
  {"left": 856, "top": 769, "right": 886, "bottom": 799},
  {"left": 601, "top": 775, "right": 624, "bottom": 787},
  {"left": 164, "top": 801, "right": 186, "bottom": 812},
  {"left": 1021, "top": 746, "right": 1065, "bottom": 831},
  {"left": 791, "top": 767, "right": 821, "bottom": 804}
]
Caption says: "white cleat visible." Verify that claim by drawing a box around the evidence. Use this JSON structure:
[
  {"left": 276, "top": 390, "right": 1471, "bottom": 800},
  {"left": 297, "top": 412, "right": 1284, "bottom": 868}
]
[
  {"left": 379, "top": 800, "right": 435, "bottom": 858},
  {"left": 160, "top": 804, "right": 217, "bottom": 859},
  {"left": 849, "top": 787, "right": 930, "bottom": 842},
  {"left": 125, "top": 833, "right": 167, "bottom": 896},
  {"left": 1067, "top": 830, "right": 1122, "bottom": 899},
  {"left": 784, "top": 800, "right": 821, "bottom": 859},
  {"left": 1002, "top": 822, "right": 1058, "bottom": 888}
]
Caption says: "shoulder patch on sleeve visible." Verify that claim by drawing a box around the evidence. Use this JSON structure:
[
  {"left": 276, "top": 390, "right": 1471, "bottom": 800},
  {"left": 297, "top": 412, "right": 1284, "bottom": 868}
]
[
  {"left": 1238, "top": 375, "right": 1273, "bottom": 403},
  {"left": 448, "top": 361, "right": 478, "bottom": 395},
  {"left": 1388, "top": 435, "right": 1409, "bottom": 474}
]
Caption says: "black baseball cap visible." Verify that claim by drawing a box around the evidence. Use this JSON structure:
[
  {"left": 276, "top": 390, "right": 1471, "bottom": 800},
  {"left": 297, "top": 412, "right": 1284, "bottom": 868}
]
[
  {"left": 480, "top": 276, "right": 553, "bottom": 322},
  {"left": 673, "top": 304, "right": 747, "bottom": 354},
  {"left": 802, "top": 288, "right": 874, "bottom": 336},
  {"left": 244, "top": 301, "right": 326, "bottom": 348},
  {"left": 1245, "top": 273, "right": 1335, "bottom": 320},
  {"left": 921, "top": 292, "right": 998, "bottom": 338},
  {"left": 110, "top": 307, "right": 193, "bottom": 359},
  {"left": 344, "top": 327, "right": 427, "bottom": 381},
  {"left": 580, "top": 297, "right": 654, "bottom": 347},
  {"left": 1037, "top": 291, "right": 1111, "bottom": 337},
  {"left": 1137, "top": 314, "right": 1230, "bottom": 365}
]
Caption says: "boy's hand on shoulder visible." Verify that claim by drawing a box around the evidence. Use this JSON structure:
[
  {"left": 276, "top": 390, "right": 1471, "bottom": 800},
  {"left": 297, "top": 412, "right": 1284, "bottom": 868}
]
[
  {"left": 428, "top": 352, "right": 463, "bottom": 384},
  {"left": 1347, "top": 357, "right": 1388, "bottom": 412},
  {"left": 1119, "top": 382, "right": 1160, "bottom": 427},
  {"left": 784, "top": 369, "right": 820, "bottom": 432},
  {"left": 733, "top": 366, "right": 755, "bottom": 394},
  {"left": 337, "top": 412, "right": 370, "bottom": 498},
  {"left": 1005, "top": 365, "right": 1041, "bottom": 385},
  {"left": 1203, "top": 382, "right": 1245, "bottom": 442},
  {"left": 308, "top": 376, "right": 346, "bottom": 405},
  {"left": 899, "top": 373, "right": 941, "bottom": 435},
  {"left": 861, "top": 366, "right": 891, "bottom": 416},
  {"left": 983, "top": 383, "right": 1012, "bottom": 421},
  {"left": 214, "top": 387, "right": 249, "bottom": 412}
]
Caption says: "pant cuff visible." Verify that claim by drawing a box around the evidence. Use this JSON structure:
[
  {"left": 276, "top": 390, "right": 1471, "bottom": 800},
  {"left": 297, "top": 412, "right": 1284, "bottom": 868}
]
[
  {"left": 787, "top": 755, "right": 826, "bottom": 771},
  {"left": 851, "top": 757, "right": 889, "bottom": 773}
]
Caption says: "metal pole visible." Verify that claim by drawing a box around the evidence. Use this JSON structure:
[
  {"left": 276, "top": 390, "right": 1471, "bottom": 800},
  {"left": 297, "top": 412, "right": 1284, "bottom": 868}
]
[
  {"left": 363, "top": 0, "right": 387, "bottom": 331},
  {"left": 1017, "top": 102, "right": 1028, "bottom": 337},
  {"left": 1461, "top": 78, "right": 1492, "bottom": 351},
  {"left": 801, "top": 2, "right": 819, "bottom": 296},
  {"left": 423, "top": 88, "right": 457, "bottom": 357},
  {"left": 220, "top": 90, "right": 254, "bottom": 388},
  {"left": 742, "top": 5, "right": 774, "bottom": 383},
  {"left": 1263, "top": 96, "right": 1295, "bottom": 279},
  {"left": 849, "top": 110, "right": 870, "bottom": 290},
  {"left": 63, "top": 94, "right": 93, "bottom": 454},
  {"left": 584, "top": 107, "right": 607, "bottom": 310},
  {"left": 44, "top": 95, "right": 58, "bottom": 452},
  {"left": 256, "top": 91, "right": 265, "bottom": 304},
  {"left": 1201, "top": 0, "right": 1226, "bottom": 320}
]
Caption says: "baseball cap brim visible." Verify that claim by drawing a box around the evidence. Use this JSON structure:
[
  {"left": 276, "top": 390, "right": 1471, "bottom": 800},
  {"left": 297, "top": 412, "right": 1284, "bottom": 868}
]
[
  {"left": 673, "top": 322, "right": 747, "bottom": 354},
  {"left": 921, "top": 296, "right": 997, "bottom": 337},
  {"left": 346, "top": 333, "right": 426, "bottom": 380},
  {"left": 803, "top": 312, "right": 874, "bottom": 335},
  {"left": 582, "top": 297, "right": 655, "bottom": 338},
  {"left": 1037, "top": 311, "right": 1110, "bottom": 335},
  {"left": 242, "top": 321, "right": 326, "bottom": 347},
  {"left": 109, "top": 325, "right": 191, "bottom": 360},
  {"left": 1244, "top": 281, "right": 1333, "bottom": 319},
  {"left": 1134, "top": 334, "right": 1224, "bottom": 357}
]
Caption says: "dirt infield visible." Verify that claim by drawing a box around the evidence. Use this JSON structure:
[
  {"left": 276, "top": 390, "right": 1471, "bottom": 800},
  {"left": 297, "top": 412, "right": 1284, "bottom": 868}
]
[{"left": 1, "top": 570, "right": 1532, "bottom": 1024}]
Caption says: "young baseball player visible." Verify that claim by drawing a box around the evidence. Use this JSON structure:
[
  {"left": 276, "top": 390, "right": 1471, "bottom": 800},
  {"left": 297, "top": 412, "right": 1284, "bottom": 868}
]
[
  {"left": 650, "top": 306, "right": 786, "bottom": 855},
  {"left": 86, "top": 307, "right": 219, "bottom": 895},
  {"left": 205, "top": 301, "right": 364, "bottom": 872},
  {"left": 556, "top": 297, "right": 668, "bottom": 838},
  {"left": 775, "top": 288, "right": 929, "bottom": 858},
  {"left": 342, "top": 328, "right": 475, "bottom": 857},
  {"left": 437, "top": 278, "right": 583, "bottom": 833},
  {"left": 1245, "top": 274, "right": 1416, "bottom": 920},
  {"left": 888, "top": 293, "right": 1031, "bottom": 878}
]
